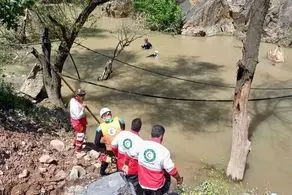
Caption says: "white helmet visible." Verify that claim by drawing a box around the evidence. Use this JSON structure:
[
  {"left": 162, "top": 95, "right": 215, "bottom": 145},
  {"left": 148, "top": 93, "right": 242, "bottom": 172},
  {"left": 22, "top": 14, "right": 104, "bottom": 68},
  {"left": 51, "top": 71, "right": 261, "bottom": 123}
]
[{"left": 100, "top": 107, "right": 111, "bottom": 117}]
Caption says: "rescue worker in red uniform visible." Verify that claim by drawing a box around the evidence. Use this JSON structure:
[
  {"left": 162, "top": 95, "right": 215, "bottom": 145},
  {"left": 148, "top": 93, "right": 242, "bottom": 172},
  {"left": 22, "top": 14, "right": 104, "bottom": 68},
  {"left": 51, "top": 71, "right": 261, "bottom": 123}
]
[
  {"left": 137, "top": 125, "right": 183, "bottom": 195},
  {"left": 111, "top": 118, "right": 143, "bottom": 193},
  {"left": 94, "top": 107, "right": 125, "bottom": 176},
  {"left": 69, "top": 89, "right": 87, "bottom": 152}
]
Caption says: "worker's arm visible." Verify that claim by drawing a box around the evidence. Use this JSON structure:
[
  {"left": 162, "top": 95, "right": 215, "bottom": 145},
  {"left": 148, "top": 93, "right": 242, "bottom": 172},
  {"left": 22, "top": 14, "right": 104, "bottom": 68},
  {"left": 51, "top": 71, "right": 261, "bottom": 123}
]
[
  {"left": 162, "top": 151, "right": 183, "bottom": 185},
  {"left": 94, "top": 126, "right": 103, "bottom": 147},
  {"left": 119, "top": 118, "right": 125, "bottom": 130},
  {"left": 111, "top": 133, "right": 120, "bottom": 157}
]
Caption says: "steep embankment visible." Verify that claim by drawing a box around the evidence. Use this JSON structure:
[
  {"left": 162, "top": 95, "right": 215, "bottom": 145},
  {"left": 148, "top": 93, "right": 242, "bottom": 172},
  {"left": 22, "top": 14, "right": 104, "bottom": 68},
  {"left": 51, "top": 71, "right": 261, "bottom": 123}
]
[
  {"left": 0, "top": 108, "right": 106, "bottom": 195},
  {"left": 181, "top": 0, "right": 292, "bottom": 47}
]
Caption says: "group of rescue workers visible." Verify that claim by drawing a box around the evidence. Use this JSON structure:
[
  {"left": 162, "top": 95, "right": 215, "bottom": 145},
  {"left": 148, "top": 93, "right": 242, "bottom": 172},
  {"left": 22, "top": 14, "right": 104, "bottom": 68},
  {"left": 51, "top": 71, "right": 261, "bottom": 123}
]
[{"left": 69, "top": 89, "right": 183, "bottom": 195}]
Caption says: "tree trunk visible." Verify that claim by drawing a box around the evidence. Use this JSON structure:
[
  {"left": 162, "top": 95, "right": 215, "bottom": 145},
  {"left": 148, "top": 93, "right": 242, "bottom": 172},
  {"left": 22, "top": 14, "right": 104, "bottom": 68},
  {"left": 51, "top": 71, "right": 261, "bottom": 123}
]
[
  {"left": 30, "top": 0, "right": 110, "bottom": 107},
  {"left": 20, "top": 8, "right": 29, "bottom": 44},
  {"left": 226, "top": 0, "right": 270, "bottom": 180},
  {"left": 41, "top": 28, "right": 64, "bottom": 107},
  {"left": 98, "top": 59, "right": 113, "bottom": 80}
]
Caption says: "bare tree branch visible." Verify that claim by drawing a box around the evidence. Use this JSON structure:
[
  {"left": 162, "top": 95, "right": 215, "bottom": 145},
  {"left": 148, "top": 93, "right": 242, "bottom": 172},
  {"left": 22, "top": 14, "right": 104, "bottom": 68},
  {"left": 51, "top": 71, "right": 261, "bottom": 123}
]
[
  {"left": 69, "top": 52, "right": 81, "bottom": 79},
  {"left": 98, "top": 22, "right": 144, "bottom": 81},
  {"left": 71, "top": 0, "right": 110, "bottom": 40},
  {"left": 47, "top": 14, "right": 68, "bottom": 42}
]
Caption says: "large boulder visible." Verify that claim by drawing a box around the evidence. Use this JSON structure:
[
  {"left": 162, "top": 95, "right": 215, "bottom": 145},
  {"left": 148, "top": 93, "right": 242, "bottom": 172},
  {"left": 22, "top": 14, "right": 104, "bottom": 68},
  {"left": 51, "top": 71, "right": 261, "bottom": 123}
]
[
  {"left": 182, "top": 0, "right": 292, "bottom": 46},
  {"left": 20, "top": 64, "right": 44, "bottom": 99},
  {"left": 263, "top": 0, "right": 292, "bottom": 46},
  {"left": 182, "top": 0, "right": 235, "bottom": 36},
  {"left": 78, "top": 172, "right": 136, "bottom": 195},
  {"left": 177, "top": 0, "right": 192, "bottom": 16},
  {"left": 101, "top": 0, "right": 133, "bottom": 18}
]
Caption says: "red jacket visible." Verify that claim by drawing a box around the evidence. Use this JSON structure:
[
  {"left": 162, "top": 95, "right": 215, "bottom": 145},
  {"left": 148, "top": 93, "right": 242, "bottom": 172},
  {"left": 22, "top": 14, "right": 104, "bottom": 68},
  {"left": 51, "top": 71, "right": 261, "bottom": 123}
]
[{"left": 111, "top": 130, "right": 143, "bottom": 175}]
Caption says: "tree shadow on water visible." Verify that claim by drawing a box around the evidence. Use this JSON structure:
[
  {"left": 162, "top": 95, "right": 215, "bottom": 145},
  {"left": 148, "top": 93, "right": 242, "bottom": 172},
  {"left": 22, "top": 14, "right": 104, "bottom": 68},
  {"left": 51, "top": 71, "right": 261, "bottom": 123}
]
[
  {"left": 249, "top": 80, "right": 292, "bottom": 140},
  {"left": 73, "top": 54, "right": 233, "bottom": 133}
]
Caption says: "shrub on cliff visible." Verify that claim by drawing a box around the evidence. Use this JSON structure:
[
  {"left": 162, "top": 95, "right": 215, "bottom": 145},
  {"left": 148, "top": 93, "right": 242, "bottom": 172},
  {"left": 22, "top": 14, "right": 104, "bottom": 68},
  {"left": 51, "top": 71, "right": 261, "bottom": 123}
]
[{"left": 133, "top": 0, "right": 184, "bottom": 34}]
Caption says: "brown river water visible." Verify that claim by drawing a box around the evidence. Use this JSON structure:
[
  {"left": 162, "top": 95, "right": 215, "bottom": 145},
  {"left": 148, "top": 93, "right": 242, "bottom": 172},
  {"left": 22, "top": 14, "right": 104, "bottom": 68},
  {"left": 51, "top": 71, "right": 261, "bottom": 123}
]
[{"left": 7, "top": 17, "right": 292, "bottom": 194}]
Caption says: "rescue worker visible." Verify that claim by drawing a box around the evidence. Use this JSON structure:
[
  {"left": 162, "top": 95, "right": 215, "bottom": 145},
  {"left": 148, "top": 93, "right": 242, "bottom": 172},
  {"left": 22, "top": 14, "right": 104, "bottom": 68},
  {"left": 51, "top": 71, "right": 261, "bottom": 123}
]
[
  {"left": 69, "top": 89, "right": 87, "bottom": 152},
  {"left": 138, "top": 125, "right": 183, "bottom": 195},
  {"left": 95, "top": 107, "right": 125, "bottom": 176},
  {"left": 141, "top": 37, "right": 152, "bottom": 50},
  {"left": 111, "top": 118, "right": 143, "bottom": 193}
]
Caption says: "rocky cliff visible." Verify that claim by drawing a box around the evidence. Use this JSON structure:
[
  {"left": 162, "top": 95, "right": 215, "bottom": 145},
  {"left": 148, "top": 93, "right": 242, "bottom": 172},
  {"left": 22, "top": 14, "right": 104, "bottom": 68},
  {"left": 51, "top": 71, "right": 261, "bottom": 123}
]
[{"left": 181, "top": 0, "right": 292, "bottom": 47}]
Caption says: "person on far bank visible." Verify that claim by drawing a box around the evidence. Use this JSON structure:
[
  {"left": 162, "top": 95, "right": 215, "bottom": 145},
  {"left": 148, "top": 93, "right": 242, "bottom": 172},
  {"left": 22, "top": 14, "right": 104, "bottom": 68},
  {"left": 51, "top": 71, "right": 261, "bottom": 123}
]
[
  {"left": 141, "top": 37, "right": 152, "bottom": 50},
  {"left": 111, "top": 118, "right": 143, "bottom": 193},
  {"left": 95, "top": 107, "right": 125, "bottom": 176},
  {"left": 138, "top": 125, "right": 183, "bottom": 195},
  {"left": 69, "top": 89, "right": 87, "bottom": 152}
]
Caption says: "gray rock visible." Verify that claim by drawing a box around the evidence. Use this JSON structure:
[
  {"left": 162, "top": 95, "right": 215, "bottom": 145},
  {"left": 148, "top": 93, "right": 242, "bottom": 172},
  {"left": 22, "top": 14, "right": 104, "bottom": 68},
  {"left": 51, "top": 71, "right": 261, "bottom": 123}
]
[
  {"left": 18, "top": 169, "right": 29, "bottom": 179},
  {"left": 39, "top": 167, "right": 47, "bottom": 173},
  {"left": 76, "top": 151, "right": 86, "bottom": 159},
  {"left": 101, "top": 0, "right": 133, "bottom": 18},
  {"left": 78, "top": 172, "right": 136, "bottom": 195},
  {"left": 177, "top": 0, "right": 192, "bottom": 16},
  {"left": 83, "top": 154, "right": 91, "bottom": 161},
  {"left": 50, "top": 139, "right": 65, "bottom": 152},
  {"left": 55, "top": 170, "right": 67, "bottom": 180},
  {"left": 182, "top": 0, "right": 292, "bottom": 46},
  {"left": 182, "top": 0, "right": 235, "bottom": 36},
  {"left": 64, "top": 185, "right": 86, "bottom": 195},
  {"left": 39, "top": 154, "right": 51, "bottom": 163},
  {"left": 20, "top": 64, "right": 44, "bottom": 99},
  {"left": 69, "top": 166, "right": 86, "bottom": 180},
  {"left": 263, "top": 0, "right": 292, "bottom": 46},
  {"left": 88, "top": 150, "right": 100, "bottom": 159},
  {"left": 39, "top": 154, "right": 56, "bottom": 164}
]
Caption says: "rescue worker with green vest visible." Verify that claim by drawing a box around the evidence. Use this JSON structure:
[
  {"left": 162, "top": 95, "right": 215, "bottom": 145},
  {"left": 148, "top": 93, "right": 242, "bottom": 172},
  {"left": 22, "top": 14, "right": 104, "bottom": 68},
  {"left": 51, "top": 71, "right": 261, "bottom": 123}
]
[{"left": 94, "top": 107, "right": 125, "bottom": 176}]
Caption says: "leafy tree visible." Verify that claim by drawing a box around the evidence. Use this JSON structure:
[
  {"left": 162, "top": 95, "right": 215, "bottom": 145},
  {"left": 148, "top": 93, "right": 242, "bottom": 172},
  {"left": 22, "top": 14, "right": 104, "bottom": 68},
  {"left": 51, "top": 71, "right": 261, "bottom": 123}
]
[
  {"left": 133, "top": 0, "right": 184, "bottom": 34},
  {"left": 0, "top": 0, "right": 36, "bottom": 30}
]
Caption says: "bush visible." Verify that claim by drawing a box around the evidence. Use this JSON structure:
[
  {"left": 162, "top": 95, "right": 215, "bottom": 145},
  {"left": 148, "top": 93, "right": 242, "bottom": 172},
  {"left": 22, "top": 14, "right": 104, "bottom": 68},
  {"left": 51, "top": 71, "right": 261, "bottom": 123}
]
[
  {"left": 133, "top": 0, "right": 184, "bottom": 34},
  {"left": 0, "top": 81, "right": 32, "bottom": 112}
]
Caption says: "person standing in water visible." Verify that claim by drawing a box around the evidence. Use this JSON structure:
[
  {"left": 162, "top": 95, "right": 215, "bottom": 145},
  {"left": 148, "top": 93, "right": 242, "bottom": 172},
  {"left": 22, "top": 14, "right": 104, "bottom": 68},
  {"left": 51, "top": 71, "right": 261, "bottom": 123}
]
[{"left": 141, "top": 37, "right": 152, "bottom": 50}]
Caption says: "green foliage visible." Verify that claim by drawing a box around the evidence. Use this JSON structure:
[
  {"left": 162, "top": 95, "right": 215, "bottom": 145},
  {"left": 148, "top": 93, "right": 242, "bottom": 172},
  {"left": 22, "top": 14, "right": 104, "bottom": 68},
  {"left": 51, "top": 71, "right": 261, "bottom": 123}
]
[
  {"left": 174, "top": 162, "right": 246, "bottom": 195},
  {"left": 0, "top": 0, "right": 36, "bottom": 30},
  {"left": 0, "top": 80, "right": 70, "bottom": 129},
  {"left": 133, "top": 0, "right": 184, "bottom": 34},
  {"left": 0, "top": 81, "right": 32, "bottom": 112}
]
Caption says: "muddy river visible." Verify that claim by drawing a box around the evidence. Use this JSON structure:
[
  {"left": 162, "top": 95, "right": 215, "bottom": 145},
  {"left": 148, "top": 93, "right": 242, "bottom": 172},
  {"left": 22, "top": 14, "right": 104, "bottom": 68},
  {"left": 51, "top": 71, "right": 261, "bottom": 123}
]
[{"left": 8, "top": 17, "right": 292, "bottom": 194}]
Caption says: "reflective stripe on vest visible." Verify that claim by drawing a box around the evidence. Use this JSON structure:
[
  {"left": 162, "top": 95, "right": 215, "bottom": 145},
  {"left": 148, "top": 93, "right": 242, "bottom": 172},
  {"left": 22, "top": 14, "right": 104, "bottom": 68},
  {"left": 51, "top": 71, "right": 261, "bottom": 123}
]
[{"left": 101, "top": 117, "right": 121, "bottom": 151}]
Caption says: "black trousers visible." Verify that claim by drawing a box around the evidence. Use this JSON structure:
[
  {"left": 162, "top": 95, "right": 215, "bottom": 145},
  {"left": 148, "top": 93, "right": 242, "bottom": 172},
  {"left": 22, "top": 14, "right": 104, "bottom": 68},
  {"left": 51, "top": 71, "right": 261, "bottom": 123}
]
[
  {"left": 141, "top": 172, "right": 171, "bottom": 195},
  {"left": 126, "top": 174, "right": 143, "bottom": 194}
]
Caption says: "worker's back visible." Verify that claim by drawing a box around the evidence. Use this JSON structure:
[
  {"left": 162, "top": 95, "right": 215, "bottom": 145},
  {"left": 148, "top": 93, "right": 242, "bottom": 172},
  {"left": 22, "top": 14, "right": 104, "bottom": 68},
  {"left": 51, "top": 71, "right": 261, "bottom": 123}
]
[
  {"left": 112, "top": 130, "right": 142, "bottom": 175},
  {"left": 137, "top": 140, "right": 173, "bottom": 190}
]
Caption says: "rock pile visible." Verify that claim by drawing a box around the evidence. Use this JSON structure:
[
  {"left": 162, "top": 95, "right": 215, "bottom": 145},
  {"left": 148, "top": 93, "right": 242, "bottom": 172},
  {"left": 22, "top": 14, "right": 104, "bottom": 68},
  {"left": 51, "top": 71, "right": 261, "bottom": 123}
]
[{"left": 0, "top": 129, "right": 106, "bottom": 195}]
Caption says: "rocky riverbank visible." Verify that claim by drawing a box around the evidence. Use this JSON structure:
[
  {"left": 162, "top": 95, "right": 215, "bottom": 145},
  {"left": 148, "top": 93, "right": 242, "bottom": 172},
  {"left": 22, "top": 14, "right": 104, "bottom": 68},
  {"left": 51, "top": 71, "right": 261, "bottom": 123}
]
[
  {"left": 0, "top": 108, "right": 107, "bottom": 195},
  {"left": 182, "top": 0, "right": 292, "bottom": 47},
  {"left": 102, "top": 0, "right": 292, "bottom": 47}
]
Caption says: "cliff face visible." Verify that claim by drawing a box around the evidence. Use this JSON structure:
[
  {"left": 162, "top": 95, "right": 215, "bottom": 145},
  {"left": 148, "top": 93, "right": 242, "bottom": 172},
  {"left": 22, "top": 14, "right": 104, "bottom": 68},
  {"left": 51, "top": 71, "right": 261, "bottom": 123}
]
[{"left": 181, "top": 0, "right": 292, "bottom": 47}]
